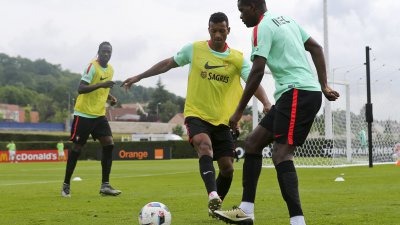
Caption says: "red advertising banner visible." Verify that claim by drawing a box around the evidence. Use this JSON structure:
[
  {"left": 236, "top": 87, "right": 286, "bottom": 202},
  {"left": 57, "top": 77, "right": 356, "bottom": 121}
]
[{"left": 0, "top": 150, "right": 68, "bottom": 163}]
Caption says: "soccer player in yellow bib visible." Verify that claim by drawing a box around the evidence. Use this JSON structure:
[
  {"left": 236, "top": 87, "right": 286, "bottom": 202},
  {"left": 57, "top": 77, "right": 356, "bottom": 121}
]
[
  {"left": 61, "top": 42, "right": 121, "bottom": 198},
  {"left": 122, "top": 12, "right": 271, "bottom": 217}
]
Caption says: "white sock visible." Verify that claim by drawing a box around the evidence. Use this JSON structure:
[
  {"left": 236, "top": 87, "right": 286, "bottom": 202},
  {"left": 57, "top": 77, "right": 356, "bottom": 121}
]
[
  {"left": 290, "top": 216, "right": 306, "bottom": 225},
  {"left": 239, "top": 201, "right": 254, "bottom": 215},
  {"left": 208, "top": 191, "right": 219, "bottom": 200}
]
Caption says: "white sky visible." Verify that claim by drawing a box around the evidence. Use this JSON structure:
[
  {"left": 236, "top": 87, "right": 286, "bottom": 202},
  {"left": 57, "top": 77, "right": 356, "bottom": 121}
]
[{"left": 0, "top": 0, "right": 399, "bottom": 120}]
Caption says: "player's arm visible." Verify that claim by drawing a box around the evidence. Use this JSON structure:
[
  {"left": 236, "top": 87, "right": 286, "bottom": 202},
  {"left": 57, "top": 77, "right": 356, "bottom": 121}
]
[
  {"left": 241, "top": 58, "right": 272, "bottom": 113},
  {"left": 254, "top": 85, "right": 272, "bottom": 113},
  {"left": 121, "top": 57, "right": 179, "bottom": 90},
  {"left": 78, "top": 80, "right": 115, "bottom": 94},
  {"left": 78, "top": 63, "right": 115, "bottom": 94},
  {"left": 230, "top": 55, "right": 266, "bottom": 129},
  {"left": 304, "top": 37, "right": 339, "bottom": 101}
]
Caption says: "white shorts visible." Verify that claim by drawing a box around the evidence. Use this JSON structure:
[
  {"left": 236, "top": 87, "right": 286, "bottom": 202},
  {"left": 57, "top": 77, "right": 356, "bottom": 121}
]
[
  {"left": 9, "top": 151, "right": 16, "bottom": 159},
  {"left": 59, "top": 151, "right": 65, "bottom": 157}
]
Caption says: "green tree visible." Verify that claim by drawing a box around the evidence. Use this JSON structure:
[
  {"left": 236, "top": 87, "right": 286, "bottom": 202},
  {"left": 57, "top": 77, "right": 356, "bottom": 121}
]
[
  {"left": 238, "top": 120, "right": 252, "bottom": 140},
  {"left": 160, "top": 100, "right": 179, "bottom": 122},
  {"left": 148, "top": 78, "right": 170, "bottom": 116},
  {"left": 172, "top": 125, "right": 184, "bottom": 136},
  {"left": 24, "top": 105, "right": 32, "bottom": 123}
]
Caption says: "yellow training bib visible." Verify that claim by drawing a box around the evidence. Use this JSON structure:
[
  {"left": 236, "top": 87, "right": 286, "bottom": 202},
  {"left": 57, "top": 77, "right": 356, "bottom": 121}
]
[
  {"left": 184, "top": 41, "right": 244, "bottom": 126},
  {"left": 74, "top": 60, "right": 114, "bottom": 116}
]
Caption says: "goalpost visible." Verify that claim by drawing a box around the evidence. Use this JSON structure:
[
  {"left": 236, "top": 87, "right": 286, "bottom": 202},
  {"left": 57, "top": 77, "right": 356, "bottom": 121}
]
[{"left": 251, "top": 80, "right": 397, "bottom": 168}]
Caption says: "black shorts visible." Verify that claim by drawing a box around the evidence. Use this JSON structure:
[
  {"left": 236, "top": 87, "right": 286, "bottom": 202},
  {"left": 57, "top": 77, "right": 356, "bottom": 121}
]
[
  {"left": 70, "top": 115, "right": 112, "bottom": 145},
  {"left": 259, "top": 89, "right": 322, "bottom": 146},
  {"left": 184, "top": 117, "right": 235, "bottom": 160}
]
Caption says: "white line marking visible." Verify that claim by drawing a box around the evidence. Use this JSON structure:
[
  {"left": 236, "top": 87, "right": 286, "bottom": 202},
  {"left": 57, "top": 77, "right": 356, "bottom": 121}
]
[{"left": 0, "top": 171, "right": 193, "bottom": 186}]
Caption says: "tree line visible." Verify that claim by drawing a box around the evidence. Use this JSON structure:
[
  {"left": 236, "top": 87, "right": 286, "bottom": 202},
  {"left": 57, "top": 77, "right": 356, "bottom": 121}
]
[{"left": 0, "top": 53, "right": 185, "bottom": 122}]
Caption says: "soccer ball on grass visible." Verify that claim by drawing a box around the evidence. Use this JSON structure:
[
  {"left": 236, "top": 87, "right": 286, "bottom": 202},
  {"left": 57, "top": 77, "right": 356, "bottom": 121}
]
[{"left": 138, "top": 202, "right": 171, "bottom": 225}]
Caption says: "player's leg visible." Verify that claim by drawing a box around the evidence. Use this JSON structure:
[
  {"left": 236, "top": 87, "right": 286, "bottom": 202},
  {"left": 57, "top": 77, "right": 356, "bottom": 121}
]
[
  {"left": 95, "top": 116, "right": 121, "bottom": 196},
  {"left": 9, "top": 151, "right": 15, "bottom": 163},
  {"left": 272, "top": 143, "right": 305, "bottom": 224},
  {"left": 272, "top": 89, "right": 322, "bottom": 225},
  {"left": 62, "top": 116, "right": 91, "bottom": 197},
  {"left": 214, "top": 124, "right": 273, "bottom": 224},
  {"left": 185, "top": 117, "right": 221, "bottom": 213},
  {"left": 216, "top": 156, "right": 234, "bottom": 201},
  {"left": 241, "top": 125, "right": 273, "bottom": 212},
  {"left": 213, "top": 125, "right": 235, "bottom": 202}
]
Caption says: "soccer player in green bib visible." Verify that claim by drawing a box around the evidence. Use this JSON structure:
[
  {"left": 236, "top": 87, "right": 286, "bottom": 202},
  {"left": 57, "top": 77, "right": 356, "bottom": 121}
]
[
  {"left": 7, "top": 141, "right": 17, "bottom": 163},
  {"left": 57, "top": 140, "right": 65, "bottom": 161},
  {"left": 122, "top": 12, "right": 271, "bottom": 217},
  {"left": 61, "top": 42, "right": 121, "bottom": 198},
  {"left": 214, "top": 1, "right": 340, "bottom": 225}
]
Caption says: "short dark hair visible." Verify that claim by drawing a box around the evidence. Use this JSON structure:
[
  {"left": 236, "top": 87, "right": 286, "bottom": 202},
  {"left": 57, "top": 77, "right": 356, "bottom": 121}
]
[
  {"left": 98, "top": 41, "right": 112, "bottom": 52},
  {"left": 238, "top": 0, "right": 265, "bottom": 7},
  {"left": 209, "top": 12, "right": 229, "bottom": 27}
]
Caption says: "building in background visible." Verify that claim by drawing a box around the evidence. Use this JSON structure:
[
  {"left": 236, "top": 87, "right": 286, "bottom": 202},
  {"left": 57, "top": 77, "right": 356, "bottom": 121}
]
[
  {"left": 106, "top": 103, "right": 147, "bottom": 122},
  {"left": 0, "top": 103, "right": 39, "bottom": 123}
]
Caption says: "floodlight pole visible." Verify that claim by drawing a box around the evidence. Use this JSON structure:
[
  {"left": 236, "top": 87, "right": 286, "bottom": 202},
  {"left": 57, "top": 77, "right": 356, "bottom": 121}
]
[
  {"left": 252, "top": 70, "right": 272, "bottom": 130},
  {"left": 66, "top": 92, "right": 71, "bottom": 132},
  {"left": 252, "top": 97, "right": 258, "bottom": 130},
  {"left": 323, "top": 0, "right": 333, "bottom": 141},
  {"left": 365, "top": 46, "right": 374, "bottom": 168}
]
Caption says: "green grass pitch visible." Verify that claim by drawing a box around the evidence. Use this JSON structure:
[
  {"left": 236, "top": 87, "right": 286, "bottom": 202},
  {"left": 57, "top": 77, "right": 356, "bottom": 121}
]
[{"left": 0, "top": 159, "right": 399, "bottom": 225}]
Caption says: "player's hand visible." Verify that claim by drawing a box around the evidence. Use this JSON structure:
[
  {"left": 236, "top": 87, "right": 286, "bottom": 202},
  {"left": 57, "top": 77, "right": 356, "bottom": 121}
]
[
  {"left": 262, "top": 102, "right": 272, "bottom": 114},
  {"left": 322, "top": 86, "right": 340, "bottom": 101},
  {"left": 101, "top": 81, "right": 115, "bottom": 88},
  {"left": 229, "top": 110, "right": 242, "bottom": 131},
  {"left": 121, "top": 76, "right": 141, "bottom": 91},
  {"left": 109, "top": 96, "right": 117, "bottom": 106}
]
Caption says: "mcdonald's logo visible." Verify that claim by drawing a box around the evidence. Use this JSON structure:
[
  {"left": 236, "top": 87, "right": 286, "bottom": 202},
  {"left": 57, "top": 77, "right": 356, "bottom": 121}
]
[{"left": 0, "top": 152, "right": 9, "bottom": 162}]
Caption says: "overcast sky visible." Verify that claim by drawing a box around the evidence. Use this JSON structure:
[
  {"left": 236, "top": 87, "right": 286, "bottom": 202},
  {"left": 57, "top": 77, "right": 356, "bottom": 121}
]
[{"left": 0, "top": 0, "right": 399, "bottom": 120}]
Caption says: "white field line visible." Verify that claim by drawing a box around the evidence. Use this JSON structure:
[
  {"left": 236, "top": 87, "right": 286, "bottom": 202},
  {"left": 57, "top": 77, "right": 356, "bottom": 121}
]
[{"left": 0, "top": 171, "right": 193, "bottom": 186}]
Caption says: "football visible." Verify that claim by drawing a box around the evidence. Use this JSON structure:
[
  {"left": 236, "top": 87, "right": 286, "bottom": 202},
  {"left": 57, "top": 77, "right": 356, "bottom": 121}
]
[{"left": 138, "top": 202, "right": 172, "bottom": 225}]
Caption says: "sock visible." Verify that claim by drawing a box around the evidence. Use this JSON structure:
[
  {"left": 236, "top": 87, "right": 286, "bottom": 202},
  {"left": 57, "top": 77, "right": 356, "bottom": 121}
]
[
  {"left": 101, "top": 145, "right": 114, "bottom": 184},
  {"left": 63, "top": 148, "right": 80, "bottom": 184},
  {"left": 241, "top": 153, "right": 263, "bottom": 203},
  {"left": 239, "top": 201, "right": 254, "bottom": 215},
  {"left": 208, "top": 191, "right": 219, "bottom": 200},
  {"left": 199, "top": 155, "right": 217, "bottom": 195},
  {"left": 216, "top": 172, "right": 232, "bottom": 201},
  {"left": 290, "top": 215, "right": 306, "bottom": 225},
  {"left": 275, "top": 160, "right": 303, "bottom": 217}
]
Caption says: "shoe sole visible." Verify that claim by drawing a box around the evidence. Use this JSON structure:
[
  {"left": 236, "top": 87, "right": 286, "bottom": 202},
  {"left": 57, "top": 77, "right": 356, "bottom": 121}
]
[
  {"left": 61, "top": 192, "right": 71, "bottom": 198},
  {"left": 208, "top": 198, "right": 222, "bottom": 212},
  {"left": 99, "top": 191, "right": 121, "bottom": 196},
  {"left": 214, "top": 212, "right": 253, "bottom": 225},
  {"left": 208, "top": 209, "right": 217, "bottom": 218}
]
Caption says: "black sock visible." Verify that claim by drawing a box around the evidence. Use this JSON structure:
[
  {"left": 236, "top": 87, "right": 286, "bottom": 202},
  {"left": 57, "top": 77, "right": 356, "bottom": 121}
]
[
  {"left": 216, "top": 172, "right": 233, "bottom": 201},
  {"left": 63, "top": 148, "right": 80, "bottom": 184},
  {"left": 199, "top": 155, "right": 216, "bottom": 194},
  {"left": 275, "top": 160, "right": 303, "bottom": 217},
  {"left": 242, "top": 153, "right": 263, "bottom": 203},
  {"left": 101, "top": 145, "right": 114, "bottom": 184}
]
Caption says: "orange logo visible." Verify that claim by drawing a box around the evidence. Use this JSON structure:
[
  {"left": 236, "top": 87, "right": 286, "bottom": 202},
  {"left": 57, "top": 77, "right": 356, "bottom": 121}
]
[
  {"left": 155, "top": 149, "right": 164, "bottom": 160},
  {"left": 118, "top": 150, "right": 148, "bottom": 160}
]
